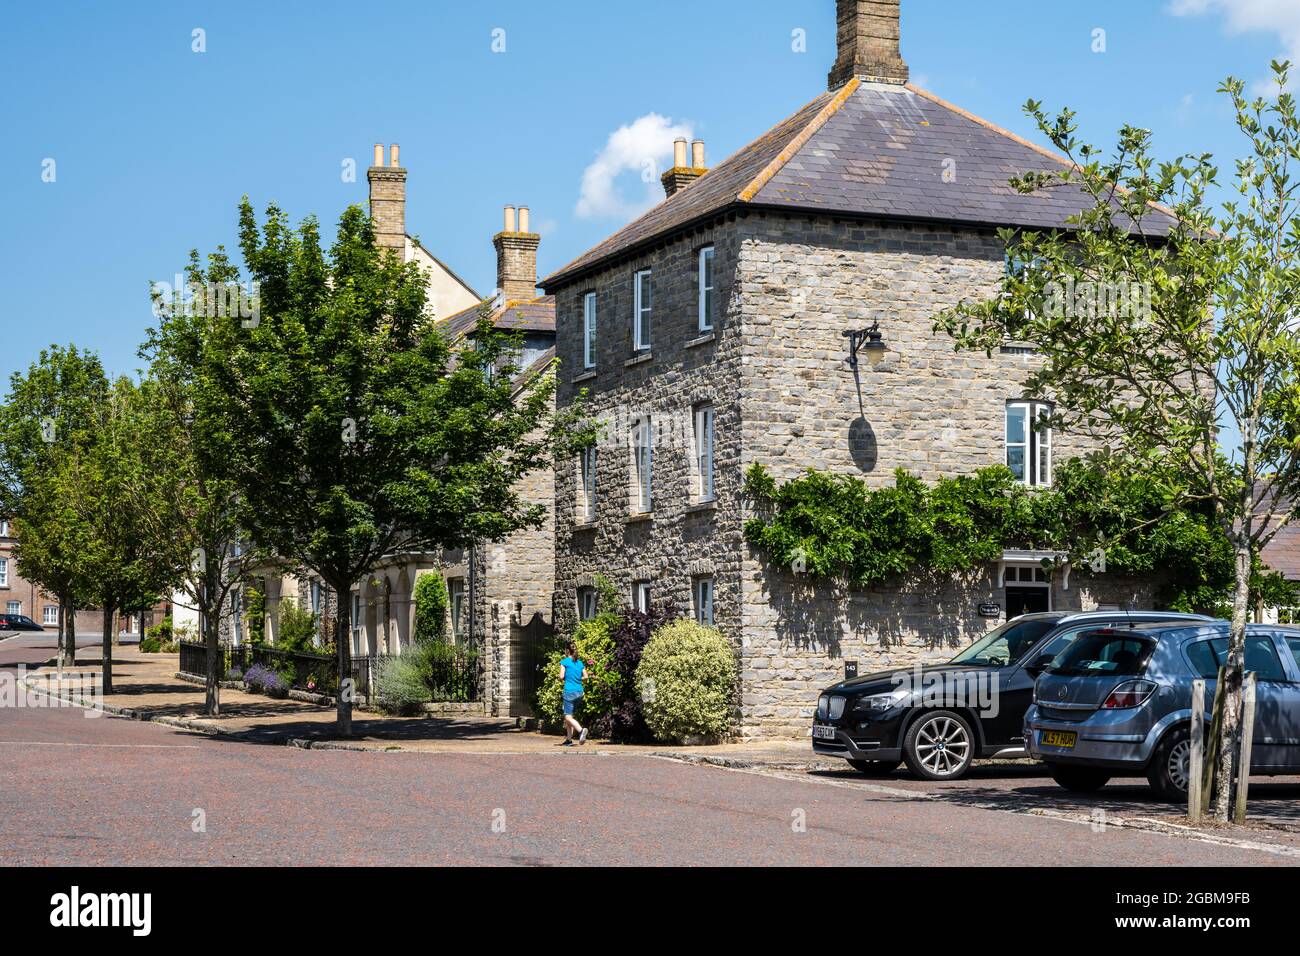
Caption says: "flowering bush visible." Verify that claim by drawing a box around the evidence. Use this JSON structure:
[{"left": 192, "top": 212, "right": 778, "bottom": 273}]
[
  {"left": 636, "top": 620, "right": 737, "bottom": 743},
  {"left": 243, "top": 664, "right": 287, "bottom": 698},
  {"left": 227, "top": 666, "right": 243, "bottom": 682}
]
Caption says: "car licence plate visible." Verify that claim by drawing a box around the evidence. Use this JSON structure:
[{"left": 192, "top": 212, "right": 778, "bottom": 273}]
[
  {"left": 1041, "top": 730, "right": 1077, "bottom": 749},
  {"left": 812, "top": 724, "right": 838, "bottom": 741}
]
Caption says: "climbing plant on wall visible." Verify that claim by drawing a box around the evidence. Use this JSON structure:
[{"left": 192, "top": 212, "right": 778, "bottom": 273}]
[{"left": 742, "top": 452, "right": 1296, "bottom": 615}]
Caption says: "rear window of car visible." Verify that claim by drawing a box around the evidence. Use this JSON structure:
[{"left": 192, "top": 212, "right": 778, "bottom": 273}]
[
  {"left": 1186, "top": 635, "right": 1288, "bottom": 681},
  {"left": 1047, "top": 631, "right": 1155, "bottom": 677}
]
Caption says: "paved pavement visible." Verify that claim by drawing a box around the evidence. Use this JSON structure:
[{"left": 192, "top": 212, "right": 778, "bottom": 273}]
[{"left": 3, "top": 631, "right": 1299, "bottom": 865}]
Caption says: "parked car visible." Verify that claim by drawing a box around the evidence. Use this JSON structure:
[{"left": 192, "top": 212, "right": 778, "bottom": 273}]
[
  {"left": 812, "top": 610, "right": 1213, "bottom": 780},
  {"left": 0, "top": 613, "right": 46, "bottom": 636},
  {"left": 1026, "top": 621, "right": 1300, "bottom": 800}
]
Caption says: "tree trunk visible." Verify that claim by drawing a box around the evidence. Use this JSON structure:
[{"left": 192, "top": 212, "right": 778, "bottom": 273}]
[
  {"left": 204, "top": 602, "right": 221, "bottom": 717},
  {"left": 333, "top": 580, "right": 352, "bottom": 737},
  {"left": 1213, "top": 544, "right": 1251, "bottom": 823},
  {"left": 56, "top": 600, "right": 66, "bottom": 669},
  {"left": 64, "top": 599, "right": 76, "bottom": 669},
  {"left": 101, "top": 601, "right": 115, "bottom": 695}
]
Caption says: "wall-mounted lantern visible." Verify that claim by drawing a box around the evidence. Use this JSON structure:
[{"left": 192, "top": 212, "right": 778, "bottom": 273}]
[{"left": 843, "top": 321, "right": 887, "bottom": 369}]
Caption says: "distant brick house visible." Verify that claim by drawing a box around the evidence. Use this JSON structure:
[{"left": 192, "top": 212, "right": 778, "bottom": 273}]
[
  {"left": 542, "top": 0, "right": 1174, "bottom": 737},
  {"left": 1, "top": 518, "right": 168, "bottom": 640}
]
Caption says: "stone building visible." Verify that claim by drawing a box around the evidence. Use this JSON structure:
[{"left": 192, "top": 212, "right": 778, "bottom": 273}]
[{"left": 542, "top": 0, "right": 1174, "bottom": 737}]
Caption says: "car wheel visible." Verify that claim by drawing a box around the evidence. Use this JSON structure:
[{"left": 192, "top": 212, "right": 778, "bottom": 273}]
[
  {"left": 1046, "top": 762, "right": 1111, "bottom": 792},
  {"left": 1146, "top": 726, "right": 1192, "bottom": 802},
  {"left": 902, "top": 710, "right": 975, "bottom": 780},
  {"left": 847, "top": 758, "right": 901, "bottom": 776}
]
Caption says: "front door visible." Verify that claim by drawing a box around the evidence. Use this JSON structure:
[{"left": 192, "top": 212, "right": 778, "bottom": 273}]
[{"left": 1005, "top": 586, "right": 1049, "bottom": 618}]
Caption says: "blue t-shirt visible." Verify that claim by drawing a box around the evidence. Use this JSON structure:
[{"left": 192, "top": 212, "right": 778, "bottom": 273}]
[{"left": 561, "top": 656, "right": 586, "bottom": 696}]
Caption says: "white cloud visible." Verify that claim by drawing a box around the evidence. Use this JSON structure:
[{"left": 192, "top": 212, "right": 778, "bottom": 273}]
[
  {"left": 1168, "top": 0, "right": 1300, "bottom": 91},
  {"left": 576, "top": 113, "right": 694, "bottom": 220}
]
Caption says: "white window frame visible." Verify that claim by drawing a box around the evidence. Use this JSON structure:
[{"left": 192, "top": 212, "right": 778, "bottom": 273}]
[
  {"left": 6, "top": 600, "right": 20, "bottom": 616},
  {"left": 1005, "top": 401, "right": 1052, "bottom": 487},
  {"left": 698, "top": 246, "right": 715, "bottom": 332},
  {"left": 694, "top": 405, "right": 715, "bottom": 502},
  {"left": 0, "top": 520, "right": 9, "bottom": 537},
  {"left": 231, "top": 590, "right": 243, "bottom": 644},
  {"left": 583, "top": 291, "right": 597, "bottom": 369},
  {"left": 579, "top": 446, "right": 597, "bottom": 523},
  {"left": 632, "top": 416, "right": 653, "bottom": 513},
  {"left": 634, "top": 269, "right": 653, "bottom": 352},
  {"left": 577, "top": 587, "right": 598, "bottom": 621},
  {"left": 694, "top": 577, "right": 714, "bottom": 626},
  {"left": 633, "top": 581, "right": 652, "bottom": 614},
  {"left": 0, "top": 558, "right": 7, "bottom": 588},
  {"left": 310, "top": 579, "right": 322, "bottom": 616},
  {"left": 449, "top": 578, "right": 467, "bottom": 642},
  {"left": 43, "top": 605, "right": 58, "bottom": 626}
]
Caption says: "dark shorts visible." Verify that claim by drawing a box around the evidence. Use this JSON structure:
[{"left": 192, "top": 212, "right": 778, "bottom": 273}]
[{"left": 562, "top": 690, "right": 583, "bottom": 715}]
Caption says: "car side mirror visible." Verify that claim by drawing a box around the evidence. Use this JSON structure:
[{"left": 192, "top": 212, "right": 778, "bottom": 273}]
[{"left": 1025, "top": 653, "right": 1055, "bottom": 677}]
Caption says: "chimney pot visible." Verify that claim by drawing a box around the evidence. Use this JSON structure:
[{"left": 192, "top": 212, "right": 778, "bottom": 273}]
[
  {"left": 504, "top": 205, "right": 517, "bottom": 233},
  {"left": 673, "top": 138, "right": 689, "bottom": 169},
  {"left": 828, "top": 0, "right": 909, "bottom": 90},
  {"left": 373, "top": 143, "right": 384, "bottom": 167},
  {"left": 390, "top": 144, "right": 401, "bottom": 167},
  {"left": 691, "top": 140, "right": 706, "bottom": 170},
  {"left": 518, "top": 206, "right": 530, "bottom": 233}
]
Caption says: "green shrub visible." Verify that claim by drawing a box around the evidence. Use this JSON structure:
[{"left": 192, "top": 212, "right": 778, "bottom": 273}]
[
  {"left": 143, "top": 616, "right": 173, "bottom": 645},
  {"left": 413, "top": 574, "right": 449, "bottom": 644},
  {"left": 374, "top": 652, "right": 433, "bottom": 715},
  {"left": 636, "top": 620, "right": 737, "bottom": 743},
  {"left": 276, "top": 598, "right": 317, "bottom": 652},
  {"left": 534, "top": 615, "right": 620, "bottom": 728},
  {"left": 138, "top": 636, "right": 161, "bottom": 653},
  {"left": 246, "top": 587, "right": 267, "bottom": 645}
]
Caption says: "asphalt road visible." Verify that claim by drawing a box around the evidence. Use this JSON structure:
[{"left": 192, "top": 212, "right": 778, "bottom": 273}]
[{"left": 0, "top": 631, "right": 1293, "bottom": 866}]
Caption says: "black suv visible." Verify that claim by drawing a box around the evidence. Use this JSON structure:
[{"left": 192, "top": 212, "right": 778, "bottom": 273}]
[
  {"left": 0, "top": 613, "right": 45, "bottom": 635},
  {"left": 811, "top": 611, "right": 1212, "bottom": 780}
]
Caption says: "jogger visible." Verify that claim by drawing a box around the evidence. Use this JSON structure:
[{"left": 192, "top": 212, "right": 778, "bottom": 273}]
[{"left": 559, "top": 641, "right": 589, "bottom": 746}]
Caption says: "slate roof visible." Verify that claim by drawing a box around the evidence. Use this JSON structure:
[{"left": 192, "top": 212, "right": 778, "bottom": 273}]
[
  {"left": 1263, "top": 526, "right": 1300, "bottom": 581},
  {"left": 441, "top": 295, "right": 556, "bottom": 341},
  {"left": 543, "top": 79, "right": 1178, "bottom": 289}
]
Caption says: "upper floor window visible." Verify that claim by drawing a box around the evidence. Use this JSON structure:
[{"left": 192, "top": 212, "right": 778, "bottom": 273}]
[
  {"left": 0, "top": 519, "right": 10, "bottom": 537},
  {"left": 578, "top": 446, "right": 597, "bottom": 523},
  {"left": 577, "top": 587, "right": 598, "bottom": 621},
  {"left": 694, "top": 404, "right": 715, "bottom": 502},
  {"left": 694, "top": 577, "right": 714, "bottom": 626},
  {"left": 698, "top": 246, "right": 715, "bottom": 332},
  {"left": 1006, "top": 401, "right": 1051, "bottom": 487},
  {"left": 632, "top": 416, "right": 653, "bottom": 513},
  {"left": 0, "top": 558, "right": 8, "bottom": 587},
  {"left": 634, "top": 269, "right": 653, "bottom": 352},
  {"left": 310, "top": 579, "right": 322, "bottom": 616},
  {"left": 583, "top": 292, "right": 597, "bottom": 369}
]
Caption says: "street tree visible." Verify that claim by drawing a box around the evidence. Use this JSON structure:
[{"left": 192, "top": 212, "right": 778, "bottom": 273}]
[
  {"left": 200, "top": 199, "right": 583, "bottom": 734},
  {"left": 62, "top": 376, "right": 179, "bottom": 694},
  {"left": 0, "top": 346, "right": 108, "bottom": 667},
  {"left": 936, "top": 62, "right": 1300, "bottom": 822},
  {"left": 139, "top": 253, "right": 258, "bottom": 716}
]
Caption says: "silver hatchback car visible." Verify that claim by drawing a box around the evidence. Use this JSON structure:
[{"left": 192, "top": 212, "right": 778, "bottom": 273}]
[{"left": 1025, "top": 621, "right": 1300, "bottom": 800}]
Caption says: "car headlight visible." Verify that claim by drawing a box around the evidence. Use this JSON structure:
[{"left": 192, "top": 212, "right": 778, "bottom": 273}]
[{"left": 855, "top": 688, "right": 911, "bottom": 711}]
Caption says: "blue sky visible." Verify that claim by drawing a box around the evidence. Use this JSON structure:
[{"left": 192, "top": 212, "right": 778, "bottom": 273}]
[{"left": 0, "top": 0, "right": 1295, "bottom": 387}]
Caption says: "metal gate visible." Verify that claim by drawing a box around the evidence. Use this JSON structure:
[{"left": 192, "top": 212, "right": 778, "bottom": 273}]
[{"left": 508, "top": 611, "right": 552, "bottom": 717}]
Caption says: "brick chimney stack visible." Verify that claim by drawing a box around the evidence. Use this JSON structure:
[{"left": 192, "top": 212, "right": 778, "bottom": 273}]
[
  {"left": 493, "top": 204, "right": 540, "bottom": 302},
  {"left": 368, "top": 143, "right": 407, "bottom": 257},
  {"left": 828, "top": 0, "right": 909, "bottom": 90},
  {"left": 661, "top": 138, "right": 708, "bottom": 197}
]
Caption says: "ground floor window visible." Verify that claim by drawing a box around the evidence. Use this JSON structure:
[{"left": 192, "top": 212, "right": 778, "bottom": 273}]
[
  {"left": 43, "top": 605, "right": 58, "bottom": 626},
  {"left": 694, "top": 577, "right": 714, "bottom": 626},
  {"left": 6, "top": 600, "right": 20, "bottom": 615},
  {"left": 633, "top": 581, "right": 652, "bottom": 614},
  {"left": 448, "top": 578, "right": 467, "bottom": 641},
  {"left": 577, "top": 587, "right": 598, "bottom": 621}
]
